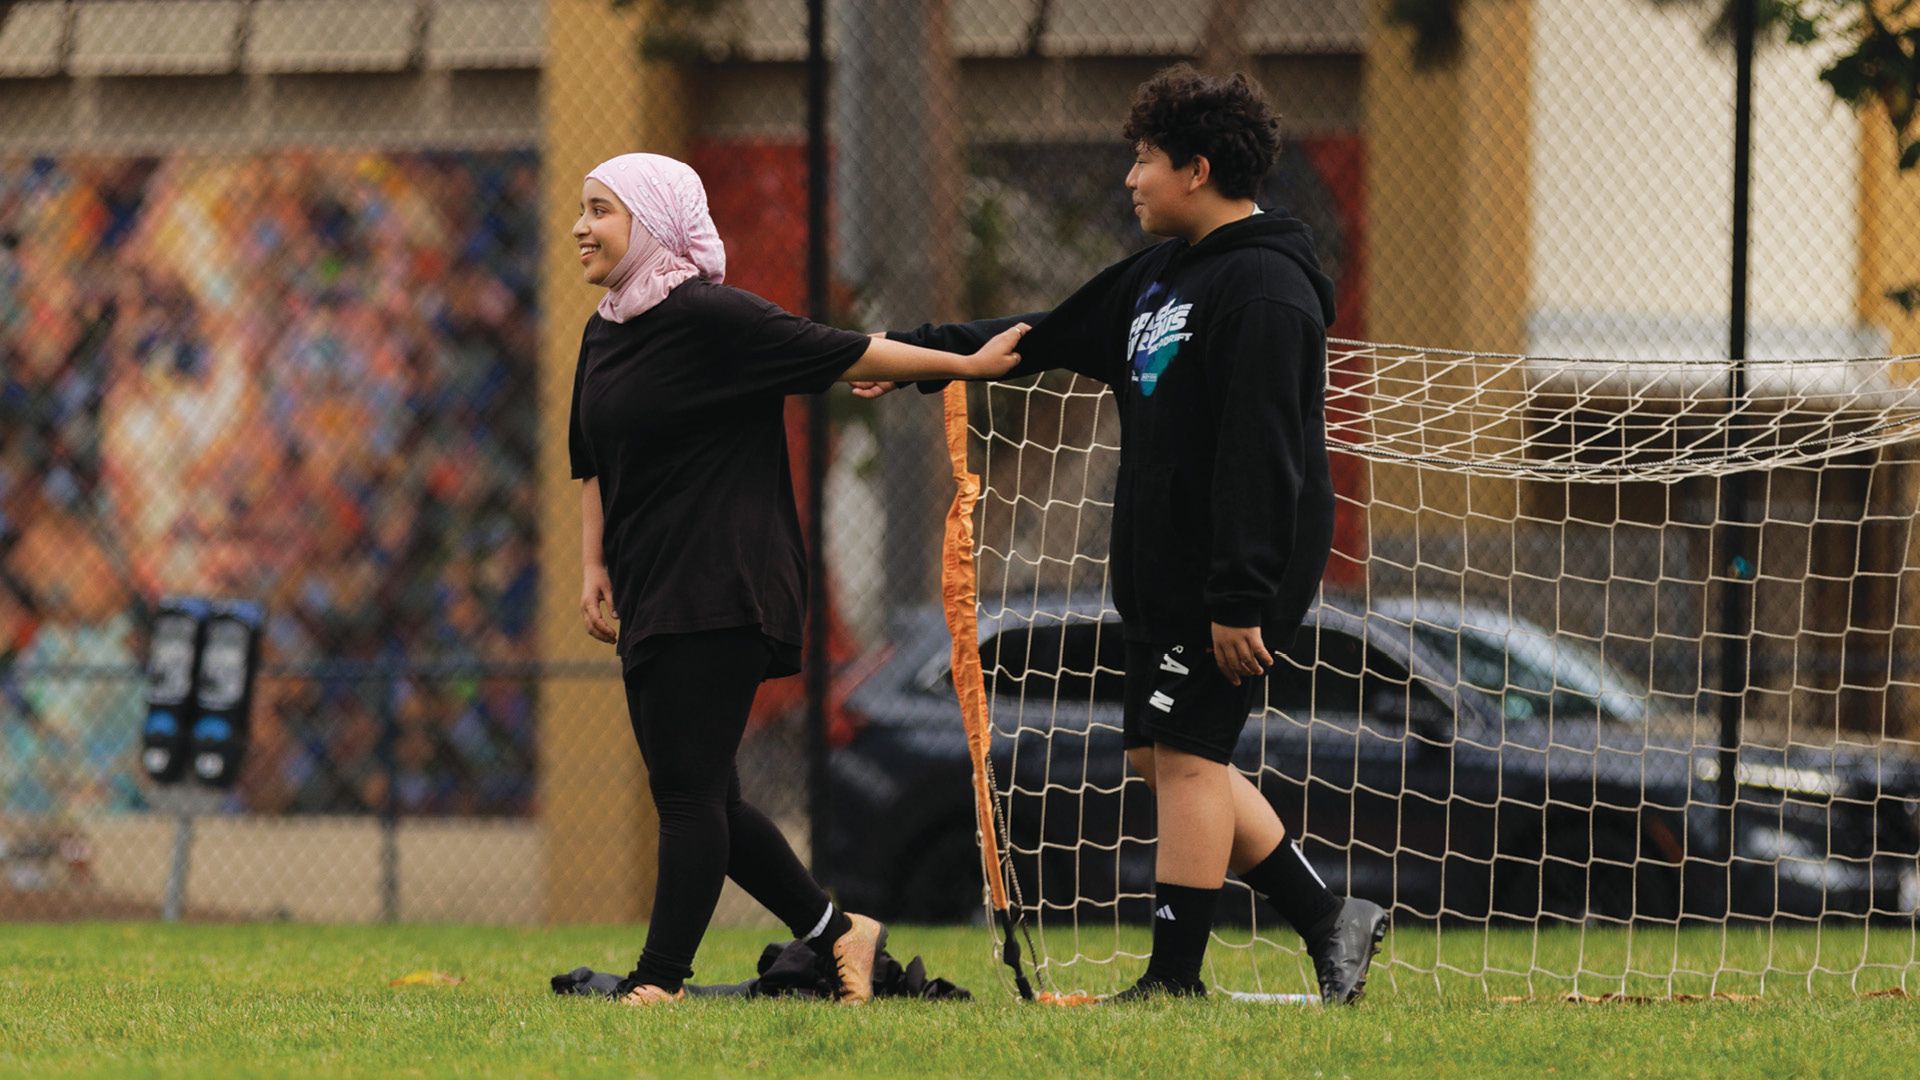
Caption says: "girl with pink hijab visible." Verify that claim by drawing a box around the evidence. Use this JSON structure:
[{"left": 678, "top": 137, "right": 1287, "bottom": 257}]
[{"left": 567, "top": 153, "right": 1025, "bottom": 1006}]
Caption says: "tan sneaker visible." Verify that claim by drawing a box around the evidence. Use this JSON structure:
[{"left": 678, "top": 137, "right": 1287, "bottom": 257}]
[
  {"left": 830, "top": 913, "right": 887, "bottom": 1004},
  {"left": 617, "top": 983, "right": 686, "bottom": 1007}
]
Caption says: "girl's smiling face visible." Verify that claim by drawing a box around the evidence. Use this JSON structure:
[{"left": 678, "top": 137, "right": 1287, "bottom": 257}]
[{"left": 574, "top": 178, "right": 631, "bottom": 285}]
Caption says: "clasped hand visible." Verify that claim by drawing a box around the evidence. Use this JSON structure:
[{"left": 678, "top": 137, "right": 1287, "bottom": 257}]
[{"left": 967, "top": 322, "right": 1029, "bottom": 379}]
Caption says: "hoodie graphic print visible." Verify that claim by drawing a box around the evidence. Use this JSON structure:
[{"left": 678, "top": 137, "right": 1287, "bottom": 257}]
[{"left": 1128, "top": 282, "right": 1194, "bottom": 396}]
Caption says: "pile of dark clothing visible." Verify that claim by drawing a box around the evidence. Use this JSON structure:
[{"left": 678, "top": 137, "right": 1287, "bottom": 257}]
[{"left": 551, "top": 937, "right": 970, "bottom": 1001}]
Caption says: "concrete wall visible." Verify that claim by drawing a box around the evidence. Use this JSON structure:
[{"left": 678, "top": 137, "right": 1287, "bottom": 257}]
[
  {"left": 74, "top": 808, "right": 787, "bottom": 926},
  {"left": 84, "top": 814, "right": 541, "bottom": 923},
  {"left": 1529, "top": 0, "right": 1872, "bottom": 361}
]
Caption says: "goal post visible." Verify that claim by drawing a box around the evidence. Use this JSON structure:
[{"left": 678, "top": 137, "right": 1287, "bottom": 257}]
[
  {"left": 939, "top": 381, "right": 1035, "bottom": 1001},
  {"left": 942, "top": 341, "right": 1920, "bottom": 1001}
]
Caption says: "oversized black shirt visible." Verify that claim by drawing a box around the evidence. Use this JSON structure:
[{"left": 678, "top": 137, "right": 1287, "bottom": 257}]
[{"left": 568, "top": 280, "right": 871, "bottom": 672}]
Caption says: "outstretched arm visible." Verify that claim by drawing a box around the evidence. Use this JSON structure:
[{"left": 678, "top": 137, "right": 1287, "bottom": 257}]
[
  {"left": 849, "top": 333, "right": 898, "bottom": 398},
  {"left": 846, "top": 315, "right": 1052, "bottom": 397},
  {"left": 854, "top": 242, "right": 1161, "bottom": 399},
  {"left": 839, "top": 323, "right": 1030, "bottom": 384}
]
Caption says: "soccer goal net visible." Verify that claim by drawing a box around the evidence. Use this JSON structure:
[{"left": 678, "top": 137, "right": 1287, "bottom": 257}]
[{"left": 938, "top": 342, "right": 1920, "bottom": 1002}]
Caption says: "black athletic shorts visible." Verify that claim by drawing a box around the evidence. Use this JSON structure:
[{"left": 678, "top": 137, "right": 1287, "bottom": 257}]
[{"left": 1121, "top": 639, "right": 1263, "bottom": 765}]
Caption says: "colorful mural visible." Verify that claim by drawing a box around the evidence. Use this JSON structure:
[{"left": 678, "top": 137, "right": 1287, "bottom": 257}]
[{"left": 0, "top": 152, "right": 542, "bottom": 818}]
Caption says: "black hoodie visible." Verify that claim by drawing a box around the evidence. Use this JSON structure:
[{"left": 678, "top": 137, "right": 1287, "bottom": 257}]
[{"left": 891, "top": 211, "right": 1339, "bottom": 646}]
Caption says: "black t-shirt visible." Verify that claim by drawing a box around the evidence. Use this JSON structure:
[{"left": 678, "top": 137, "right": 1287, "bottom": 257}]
[{"left": 568, "top": 280, "right": 871, "bottom": 674}]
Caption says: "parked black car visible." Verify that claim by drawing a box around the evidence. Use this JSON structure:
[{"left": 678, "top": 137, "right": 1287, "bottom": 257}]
[{"left": 824, "top": 595, "right": 1920, "bottom": 925}]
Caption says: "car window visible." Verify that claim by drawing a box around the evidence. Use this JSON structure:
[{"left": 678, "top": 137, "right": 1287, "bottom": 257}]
[
  {"left": 980, "top": 621, "right": 1128, "bottom": 704},
  {"left": 1414, "top": 623, "right": 1647, "bottom": 729},
  {"left": 1423, "top": 625, "right": 1552, "bottom": 718}
]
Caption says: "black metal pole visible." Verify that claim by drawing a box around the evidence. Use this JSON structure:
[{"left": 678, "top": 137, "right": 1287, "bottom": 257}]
[
  {"left": 1715, "top": 0, "right": 1758, "bottom": 861},
  {"left": 804, "top": 0, "right": 832, "bottom": 881},
  {"left": 378, "top": 679, "right": 400, "bottom": 922}
]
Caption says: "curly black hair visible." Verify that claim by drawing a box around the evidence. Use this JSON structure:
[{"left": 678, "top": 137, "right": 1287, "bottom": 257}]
[{"left": 1122, "top": 64, "right": 1281, "bottom": 200}]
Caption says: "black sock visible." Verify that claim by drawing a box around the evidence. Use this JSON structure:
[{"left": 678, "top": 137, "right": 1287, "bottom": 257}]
[
  {"left": 805, "top": 904, "right": 853, "bottom": 948},
  {"left": 1238, "top": 840, "right": 1342, "bottom": 940},
  {"left": 625, "top": 951, "right": 692, "bottom": 994},
  {"left": 1144, "top": 881, "right": 1219, "bottom": 988}
]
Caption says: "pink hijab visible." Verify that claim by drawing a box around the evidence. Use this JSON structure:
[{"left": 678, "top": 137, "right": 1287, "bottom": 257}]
[{"left": 588, "top": 153, "right": 727, "bottom": 323}]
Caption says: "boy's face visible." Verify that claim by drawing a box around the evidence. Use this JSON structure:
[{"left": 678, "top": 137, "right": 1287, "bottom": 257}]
[{"left": 1126, "top": 142, "right": 1199, "bottom": 239}]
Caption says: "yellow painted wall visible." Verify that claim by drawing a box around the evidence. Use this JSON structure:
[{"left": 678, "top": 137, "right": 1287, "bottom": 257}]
[
  {"left": 1361, "top": 0, "right": 1533, "bottom": 537},
  {"left": 1363, "top": 0, "right": 1530, "bottom": 353},
  {"left": 1861, "top": 106, "right": 1920, "bottom": 363},
  {"left": 1860, "top": 104, "right": 1920, "bottom": 742},
  {"left": 536, "top": 0, "right": 688, "bottom": 924}
]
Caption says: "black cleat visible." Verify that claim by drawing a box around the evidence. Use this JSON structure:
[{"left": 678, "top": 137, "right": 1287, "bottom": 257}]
[
  {"left": 1101, "top": 973, "right": 1207, "bottom": 1004},
  {"left": 1305, "top": 898, "right": 1387, "bottom": 1005}
]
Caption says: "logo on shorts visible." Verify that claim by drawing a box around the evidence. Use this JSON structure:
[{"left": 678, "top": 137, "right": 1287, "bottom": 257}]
[
  {"left": 1149, "top": 690, "right": 1176, "bottom": 713},
  {"left": 1159, "top": 649, "right": 1190, "bottom": 675}
]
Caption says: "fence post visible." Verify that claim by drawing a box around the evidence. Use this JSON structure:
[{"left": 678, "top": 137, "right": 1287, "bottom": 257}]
[
  {"left": 805, "top": 0, "right": 832, "bottom": 881},
  {"left": 162, "top": 805, "right": 193, "bottom": 923},
  {"left": 378, "top": 675, "right": 400, "bottom": 923},
  {"left": 1714, "top": 0, "right": 1758, "bottom": 868},
  {"left": 152, "top": 785, "right": 220, "bottom": 922}
]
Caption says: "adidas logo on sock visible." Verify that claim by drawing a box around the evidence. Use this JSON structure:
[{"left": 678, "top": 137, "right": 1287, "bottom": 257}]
[{"left": 1155, "top": 904, "right": 1175, "bottom": 921}]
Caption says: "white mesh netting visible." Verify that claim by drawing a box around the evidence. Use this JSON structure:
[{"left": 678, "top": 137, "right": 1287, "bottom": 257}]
[{"left": 960, "top": 341, "right": 1920, "bottom": 1001}]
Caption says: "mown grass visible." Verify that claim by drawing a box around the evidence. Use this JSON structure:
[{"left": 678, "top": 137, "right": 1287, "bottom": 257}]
[{"left": 0, "top": 922, "right": 1915, "bottom": 1079}]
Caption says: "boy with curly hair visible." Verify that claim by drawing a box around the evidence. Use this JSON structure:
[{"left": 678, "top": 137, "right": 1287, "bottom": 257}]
[{"left": 861, "top": 64, "right": 1387, "bottom": 1003}]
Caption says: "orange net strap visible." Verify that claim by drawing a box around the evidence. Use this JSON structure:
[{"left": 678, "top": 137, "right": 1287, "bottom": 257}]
[{"left": 939, "top": 381, "right": 1009, "bottom": 912}]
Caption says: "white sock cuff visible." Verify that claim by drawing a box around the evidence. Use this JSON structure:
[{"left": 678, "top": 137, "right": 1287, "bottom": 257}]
[
  {"left": 1290, "top": 841, "right": 1328, "bottom": 890},
  {"left": 802, "top": 903, "right": 835, "bottom": 942}
]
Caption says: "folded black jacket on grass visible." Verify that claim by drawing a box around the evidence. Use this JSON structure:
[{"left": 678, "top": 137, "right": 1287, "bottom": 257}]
[{"left": 550, "top": 937, "right": 971, "bottom": 1001}]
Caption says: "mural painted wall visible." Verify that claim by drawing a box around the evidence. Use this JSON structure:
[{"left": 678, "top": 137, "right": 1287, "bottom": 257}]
[{"left": 0, "top": 152, "right": 541, "bottom": 818}]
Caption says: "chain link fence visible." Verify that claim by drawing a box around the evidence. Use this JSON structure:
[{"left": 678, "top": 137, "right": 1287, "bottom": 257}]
[{"left": 3, "top": 0, "right": 1917, "bottom": 928}]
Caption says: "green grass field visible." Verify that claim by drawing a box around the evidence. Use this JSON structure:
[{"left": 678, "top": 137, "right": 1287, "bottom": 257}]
[{"left": 2, "top": 922, "right": 1915, "bottom": 1079}]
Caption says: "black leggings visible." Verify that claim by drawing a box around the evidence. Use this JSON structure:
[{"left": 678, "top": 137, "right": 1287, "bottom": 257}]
[{"left": 623, "top": 627, "right": 832, "bottom": 991}]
